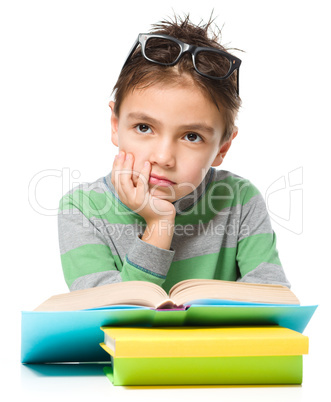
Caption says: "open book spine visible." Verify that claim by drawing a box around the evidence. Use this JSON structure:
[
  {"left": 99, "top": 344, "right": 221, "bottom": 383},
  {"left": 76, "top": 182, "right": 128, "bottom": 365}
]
[{"left": 155, "top": 299, "right": 186, "bottom": 310}]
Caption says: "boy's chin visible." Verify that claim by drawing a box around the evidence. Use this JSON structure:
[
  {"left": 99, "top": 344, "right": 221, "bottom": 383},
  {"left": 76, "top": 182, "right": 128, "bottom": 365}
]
[{"left": 150, "top": 186, "right": 177, "bottom": 202}]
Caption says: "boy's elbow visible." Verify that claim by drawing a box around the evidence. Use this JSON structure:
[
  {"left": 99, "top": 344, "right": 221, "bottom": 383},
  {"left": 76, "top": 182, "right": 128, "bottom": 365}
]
[{"left": 238, "top": 263, "right": 291, "bottom": 288}]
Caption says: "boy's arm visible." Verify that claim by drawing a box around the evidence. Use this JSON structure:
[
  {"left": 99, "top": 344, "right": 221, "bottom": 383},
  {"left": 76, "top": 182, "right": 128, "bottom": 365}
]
[
  {"left": 236, "top": 182, "right": 291, "bottom": 288},
  {"left": 59, "top": 192, "right": 174, "bottom": 291}
]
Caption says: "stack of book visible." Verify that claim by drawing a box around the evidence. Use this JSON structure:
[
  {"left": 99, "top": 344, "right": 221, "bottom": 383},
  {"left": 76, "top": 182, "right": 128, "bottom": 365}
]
[
  {"left": 21, "top": 278, "right": 317, "bottom": 387},
  {"left": 100, "top": 325, "right": 309, "bottom": 386}
]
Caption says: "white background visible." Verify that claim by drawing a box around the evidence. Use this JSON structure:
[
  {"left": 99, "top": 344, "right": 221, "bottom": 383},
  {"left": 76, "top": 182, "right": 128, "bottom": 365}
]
[{"left": 1, "top": 1, "right": 330, "bottom": 401}]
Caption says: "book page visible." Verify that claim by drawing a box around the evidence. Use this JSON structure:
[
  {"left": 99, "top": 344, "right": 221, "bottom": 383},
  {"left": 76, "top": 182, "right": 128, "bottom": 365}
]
[
  {"left": 169, "top": 279, "right": 300, "bottom": 306},
  {"left": 34, "top": 281, "right": 169, "bottom": 311}
]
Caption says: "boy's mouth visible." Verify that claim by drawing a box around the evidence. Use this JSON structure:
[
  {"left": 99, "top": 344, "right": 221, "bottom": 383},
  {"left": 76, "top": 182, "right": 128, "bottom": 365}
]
[{"left": 149, "top": 173, "right": 176, "bottom": 187}]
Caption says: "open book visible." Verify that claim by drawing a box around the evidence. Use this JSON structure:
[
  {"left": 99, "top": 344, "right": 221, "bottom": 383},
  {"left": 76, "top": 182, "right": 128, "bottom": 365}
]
[{"left": 34, "top": 279, "right": 300, "bottom": 312}]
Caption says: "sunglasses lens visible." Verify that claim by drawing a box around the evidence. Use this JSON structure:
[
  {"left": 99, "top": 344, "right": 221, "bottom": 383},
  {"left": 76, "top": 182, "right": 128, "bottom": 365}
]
[
  {"left": 195, "top": 50, "right": 231, "bottom": 78},
  {"left": 145, "top": 37, "right": 181, "bottom": 64}
]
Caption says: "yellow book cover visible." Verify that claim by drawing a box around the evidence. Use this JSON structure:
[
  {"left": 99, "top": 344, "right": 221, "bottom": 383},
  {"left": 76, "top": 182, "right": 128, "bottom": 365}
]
[{"left": 100, "top": 325, "right": 308, "bottom": 358}]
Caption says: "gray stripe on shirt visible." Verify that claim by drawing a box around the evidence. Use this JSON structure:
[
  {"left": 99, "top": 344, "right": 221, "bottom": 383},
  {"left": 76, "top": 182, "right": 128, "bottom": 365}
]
[
  {"left": 58, "top": 208, "right": 108, "bottom": 255},
  {"left": 127, "top": 234, "right": 175, "bottom": 277},
  {"left": 237, "top": 262, "right": 291, "bottom": 288},
  {"left": 238, "top": 193, "right": 274, "bottom": 242},
  {"left": 70, "top": 270, "right": 122, "bottom": 291}
]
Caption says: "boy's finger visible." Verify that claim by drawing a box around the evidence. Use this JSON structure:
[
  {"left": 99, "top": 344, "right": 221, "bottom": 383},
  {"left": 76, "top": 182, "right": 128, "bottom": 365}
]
[
  {"left": 137, "top": 161, "right": 151, "bottom": 193},
  {"left": 118, "top": 152, "right": 135, "bottom": 193},
  {"left": 111, "top": 151, "right": 124, "bottom": 185}
]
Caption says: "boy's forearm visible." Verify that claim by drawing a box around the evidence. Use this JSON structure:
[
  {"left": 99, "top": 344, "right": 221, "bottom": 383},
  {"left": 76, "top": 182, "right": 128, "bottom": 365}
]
[{"left": 141, "top": 219, "right": 175, "bottom": 250}]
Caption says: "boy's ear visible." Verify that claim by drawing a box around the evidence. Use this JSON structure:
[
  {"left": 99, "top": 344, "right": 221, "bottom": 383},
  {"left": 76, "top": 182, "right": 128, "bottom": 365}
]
[
  {"left": 109, "top": 101, "right": 119, "bottom": 147},
  {"left": 211, "top": 127, "right": 238, "bottom": 167}
]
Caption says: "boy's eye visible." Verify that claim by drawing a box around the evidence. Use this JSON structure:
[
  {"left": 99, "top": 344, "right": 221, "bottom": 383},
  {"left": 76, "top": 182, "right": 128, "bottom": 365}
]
[
  {"left": 184, "top": 133, "right": 203, "bottom": 143},
  {"left": 135, "top": 124, "right": 152, "bottom": 134}
]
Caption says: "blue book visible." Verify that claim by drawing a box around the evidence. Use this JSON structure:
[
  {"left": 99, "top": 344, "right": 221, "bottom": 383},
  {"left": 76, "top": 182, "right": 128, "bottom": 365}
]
[{"left": 21, "top": 303, "right": 317, "bottom": 363}]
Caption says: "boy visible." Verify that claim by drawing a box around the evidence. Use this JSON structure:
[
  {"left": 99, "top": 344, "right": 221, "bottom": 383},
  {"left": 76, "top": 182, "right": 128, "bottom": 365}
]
[{"left": 58, "top": 14, "right": 290, "bottom": 292}]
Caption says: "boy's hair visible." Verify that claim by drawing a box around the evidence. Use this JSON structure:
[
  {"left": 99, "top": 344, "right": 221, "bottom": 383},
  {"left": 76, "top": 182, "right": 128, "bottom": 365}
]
[{"left": 112, "top": 13, "right": 242, "bottom": 143}]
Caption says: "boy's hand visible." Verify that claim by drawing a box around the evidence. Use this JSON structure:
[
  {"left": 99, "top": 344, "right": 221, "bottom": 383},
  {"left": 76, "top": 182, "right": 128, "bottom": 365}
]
[{"left": 111, "top": 151, "right": 176, "bottom": 226}]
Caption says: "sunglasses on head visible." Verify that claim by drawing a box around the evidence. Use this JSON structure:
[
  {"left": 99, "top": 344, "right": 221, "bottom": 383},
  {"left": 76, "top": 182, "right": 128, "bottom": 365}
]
[{"left": 122, "top": 33, "right": 242, "bottom": 95}]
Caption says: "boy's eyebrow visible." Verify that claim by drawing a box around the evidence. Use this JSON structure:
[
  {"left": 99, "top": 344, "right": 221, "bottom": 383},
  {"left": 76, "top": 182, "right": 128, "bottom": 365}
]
[
  {"left": 127, "top": 112, "right": 215, "bottom": 136},
  {"left": 127, "top": 112, "right": 159, "bottom": 126},
  {"left": 178, "top": 123, "right": 215, "bottom": 136}
]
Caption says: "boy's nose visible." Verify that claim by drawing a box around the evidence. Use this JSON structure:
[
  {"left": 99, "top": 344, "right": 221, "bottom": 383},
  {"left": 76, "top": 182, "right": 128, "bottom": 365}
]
[{"left": 149, "top": 143, "right": 176, "bottom": 168}]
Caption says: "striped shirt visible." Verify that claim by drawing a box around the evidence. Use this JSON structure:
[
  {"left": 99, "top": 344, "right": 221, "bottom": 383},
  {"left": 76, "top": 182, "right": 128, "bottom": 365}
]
[{"left": 58, "top": 167, "right": 290, "bottom": 292}]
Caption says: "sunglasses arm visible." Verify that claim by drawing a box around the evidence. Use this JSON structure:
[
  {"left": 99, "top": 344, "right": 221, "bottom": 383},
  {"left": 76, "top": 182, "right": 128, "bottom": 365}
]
[
  {"left": 236, "top": 68, "right": 240, "bottom": 96},
  {"left": 121, "top": 36, "right": 140, "bottom": 69}
]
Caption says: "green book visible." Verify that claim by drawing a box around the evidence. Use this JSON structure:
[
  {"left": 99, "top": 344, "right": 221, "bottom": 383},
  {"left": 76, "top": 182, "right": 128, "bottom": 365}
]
[{"left": 103, "top": 356, "right": 303, "bottom": 386}]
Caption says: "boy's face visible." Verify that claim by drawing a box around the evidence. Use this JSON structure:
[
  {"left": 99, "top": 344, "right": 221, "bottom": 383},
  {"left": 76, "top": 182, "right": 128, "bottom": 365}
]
[{"left": 110, "top": 80, "right": 236, "bottom": 202}]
